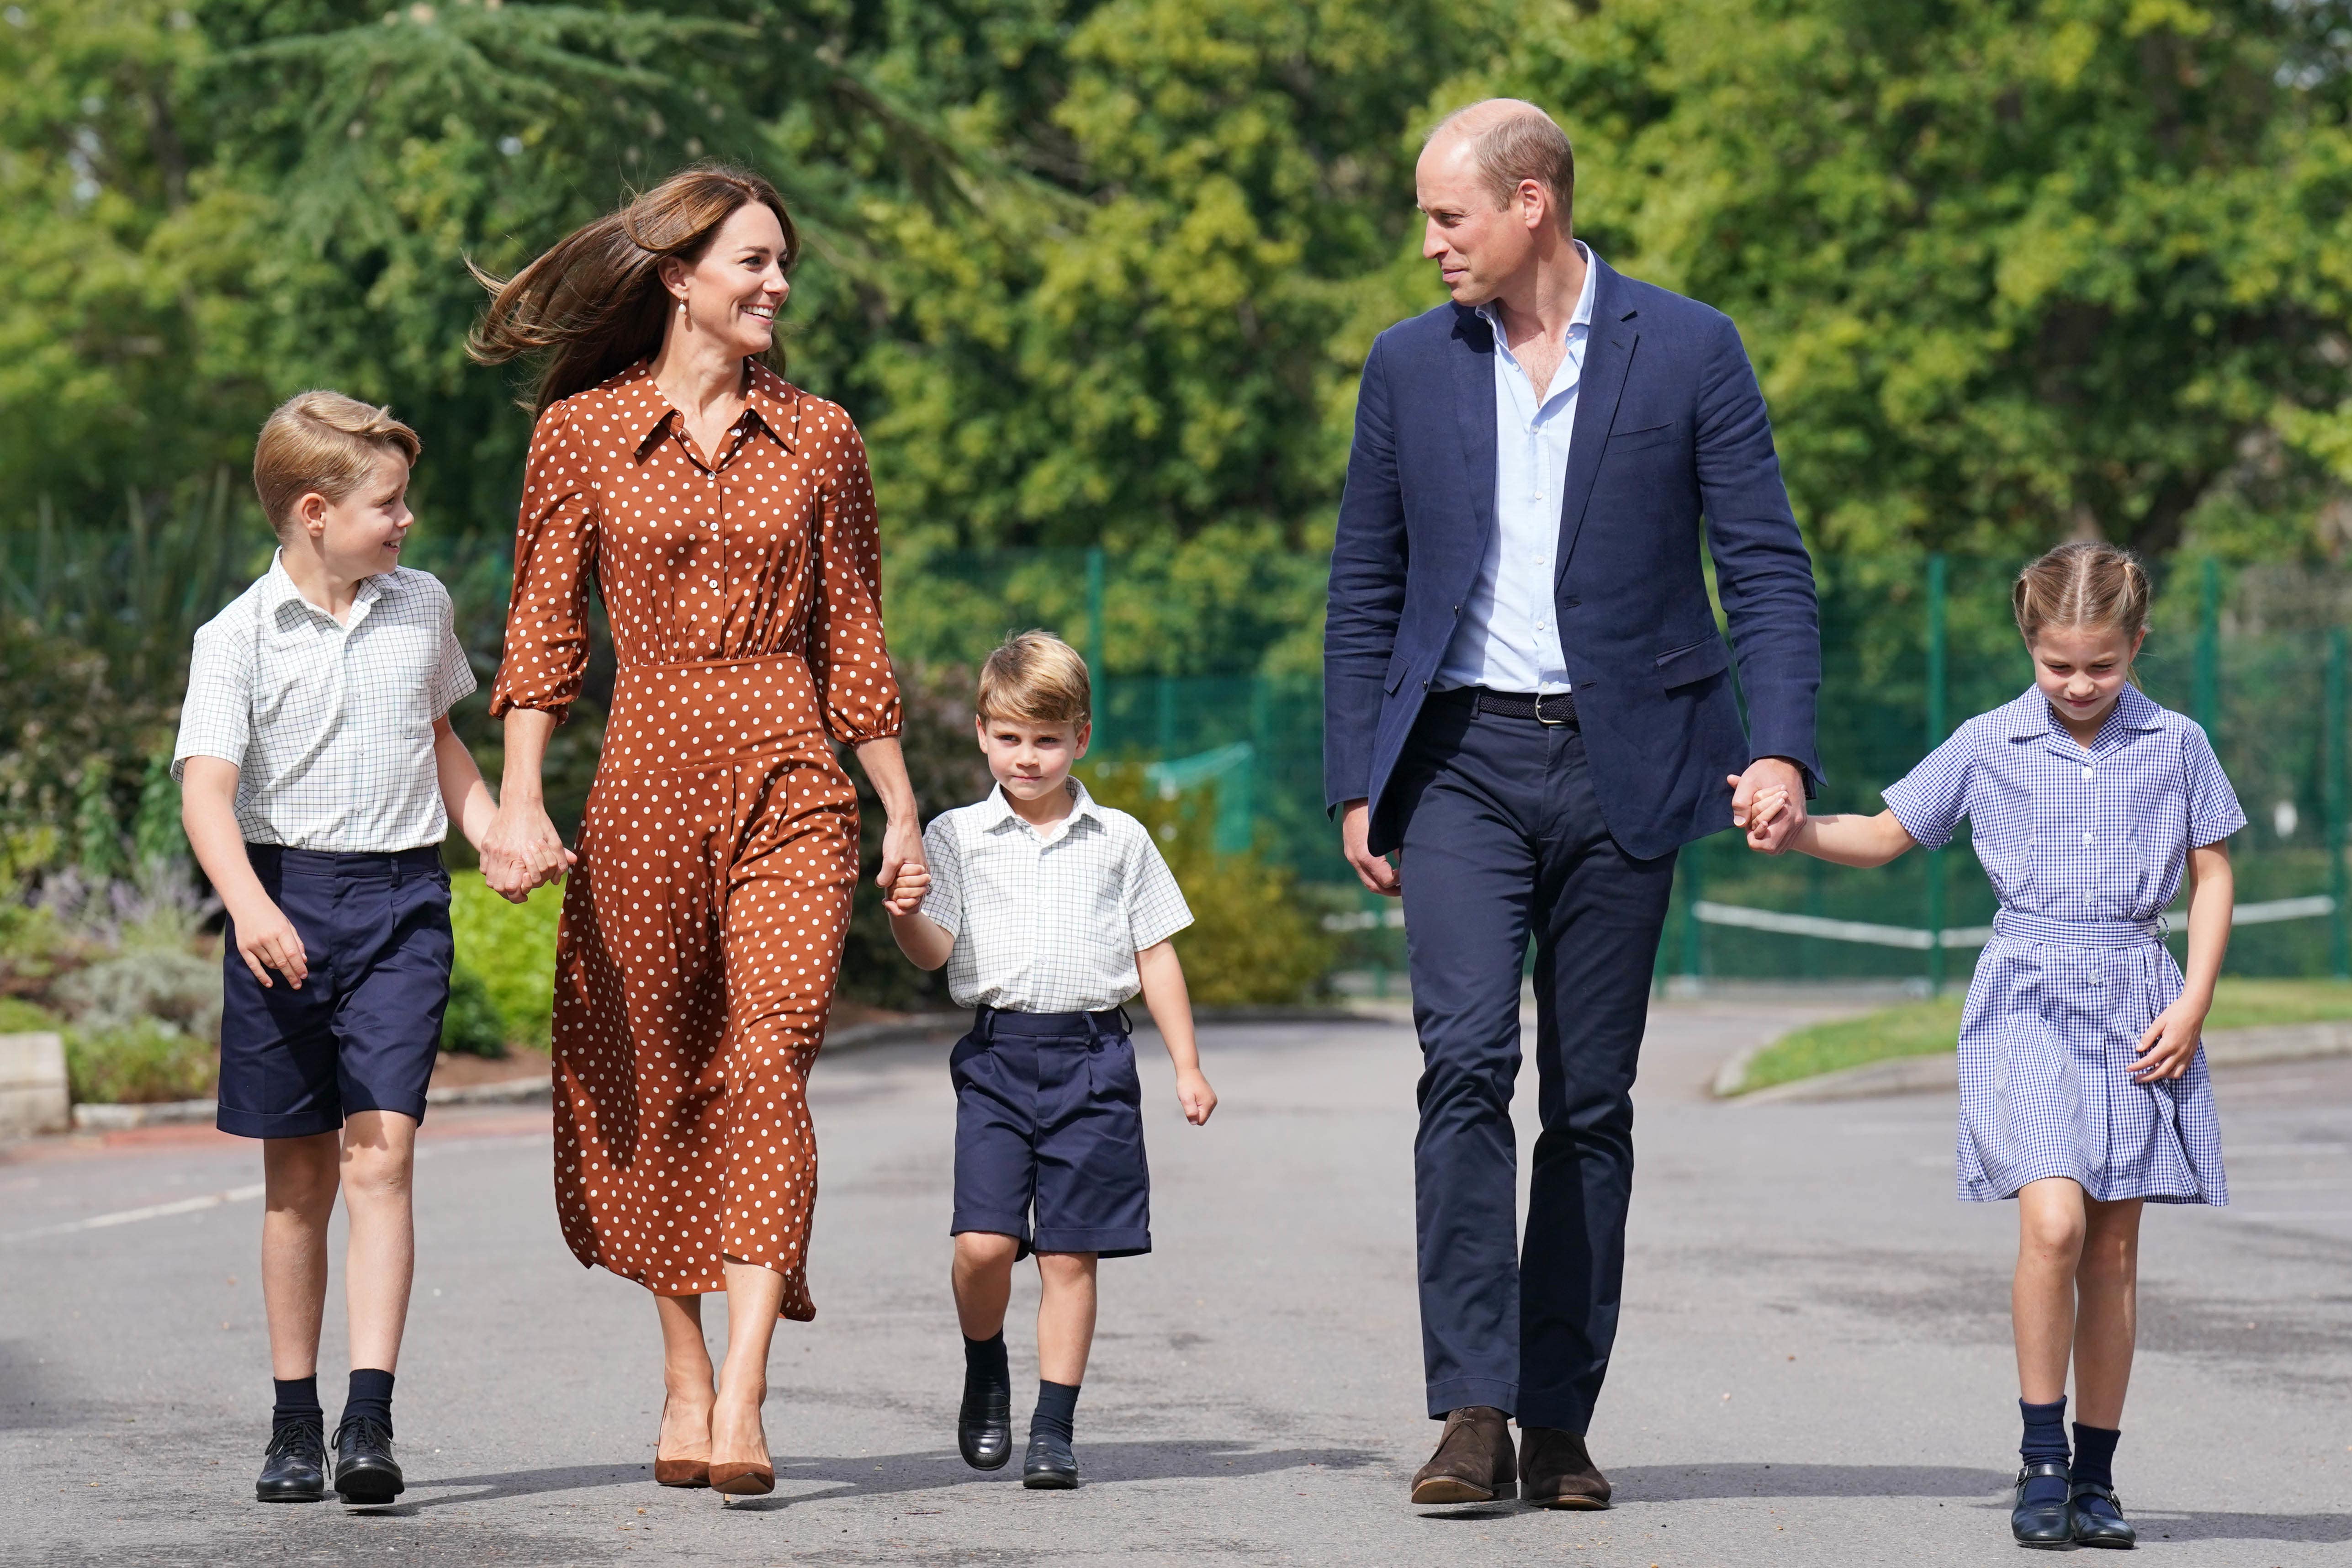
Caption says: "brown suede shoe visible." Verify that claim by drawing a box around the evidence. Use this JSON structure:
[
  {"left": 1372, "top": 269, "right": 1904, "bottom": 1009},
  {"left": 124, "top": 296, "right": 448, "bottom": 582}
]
[
  {"left": 1409, "top": 1406, "right": 1518, "bottom": 1504},
  {"left": 1520, "top": 1425, "right": 1610, "bottom": 1509}
]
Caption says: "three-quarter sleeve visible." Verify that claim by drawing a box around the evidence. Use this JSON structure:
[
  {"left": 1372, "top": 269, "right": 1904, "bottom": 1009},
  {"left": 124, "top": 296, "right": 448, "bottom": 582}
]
[
  {"left": 1881, "top": 726, "right": 1975, "bottom": 850},
  {"left": 805, "top": 413, "right": 903, "bottom": 744},
  {"left": 2182, "top": 723, "right": 2248, "bottom": 848},
  {"left": 488, "top": 401, "right": 598, "bottom": 723}
]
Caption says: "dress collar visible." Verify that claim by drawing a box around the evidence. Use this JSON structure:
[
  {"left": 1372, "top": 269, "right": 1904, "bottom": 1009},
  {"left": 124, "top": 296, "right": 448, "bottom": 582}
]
[
  {"left": 601, "top": 358, "right": 802, "bottom": 454},
  {"left": 2004, "top": 681, "right": 2165, "bottom": 748}
]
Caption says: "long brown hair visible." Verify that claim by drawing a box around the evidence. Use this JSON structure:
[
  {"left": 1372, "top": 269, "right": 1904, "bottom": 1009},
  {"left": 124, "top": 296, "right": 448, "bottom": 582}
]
[{"left": 467, "top": 164, "right": 799, "bottom": 413}]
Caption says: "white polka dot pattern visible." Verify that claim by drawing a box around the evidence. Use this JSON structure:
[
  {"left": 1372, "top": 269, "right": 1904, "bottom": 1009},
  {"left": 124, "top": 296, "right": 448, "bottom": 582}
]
[{"left": 489, "top": 360, "right": 904, "bottom": 1319}]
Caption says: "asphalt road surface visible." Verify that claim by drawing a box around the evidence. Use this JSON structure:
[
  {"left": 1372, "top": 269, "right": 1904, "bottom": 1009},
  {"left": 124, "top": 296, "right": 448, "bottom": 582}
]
[{"left": 5, "top": 994, "right": 2348, "bottom": 1567}]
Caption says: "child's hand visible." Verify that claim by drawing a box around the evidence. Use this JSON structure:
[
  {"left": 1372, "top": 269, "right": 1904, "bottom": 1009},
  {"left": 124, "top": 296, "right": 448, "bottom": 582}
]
[
  {"left": 2134, "top": 997, "right": 2206, "bottom": 1081},
  {"left": 883, "top": 860, "right": 929, "bottom": 917},
  {"left": 1175, "top": 1067, "right": 1217, "bottom": 1126},
  {"left": 1740, "top": 784, "right": 1792, "bottom": 850},
  {"left": 230, "top": 895, "right": 308, "bottom": 990}
]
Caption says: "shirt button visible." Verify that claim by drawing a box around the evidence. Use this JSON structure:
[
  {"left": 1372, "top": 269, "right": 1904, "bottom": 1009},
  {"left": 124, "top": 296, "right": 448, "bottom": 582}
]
[
  {"left": 2081, "top": 766, "right": 2093, "bottom": 780},
  {"left": 2082, "top": 832, "right": 2094, "bottom": 845}
]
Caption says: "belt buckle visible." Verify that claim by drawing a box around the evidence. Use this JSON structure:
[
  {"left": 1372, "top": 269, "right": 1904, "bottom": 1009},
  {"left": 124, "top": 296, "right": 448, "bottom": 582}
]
[{"left": 1535, "top": 692, "right": 1569, "bottom": 726}]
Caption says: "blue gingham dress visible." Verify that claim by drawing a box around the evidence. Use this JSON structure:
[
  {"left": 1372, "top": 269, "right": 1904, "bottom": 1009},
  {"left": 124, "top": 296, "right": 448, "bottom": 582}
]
[{"left": 1882, "top": 684, "right": 2246, "bottom": 1205}]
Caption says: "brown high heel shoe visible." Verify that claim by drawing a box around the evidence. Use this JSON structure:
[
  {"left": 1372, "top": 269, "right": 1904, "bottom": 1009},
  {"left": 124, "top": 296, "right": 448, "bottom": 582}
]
[
  {"left": 707, "top": 1459, "right": 775, "bottom": 1496},
  {"left": 654, "top": 1397, "right": 711, "bottom": 1489}
]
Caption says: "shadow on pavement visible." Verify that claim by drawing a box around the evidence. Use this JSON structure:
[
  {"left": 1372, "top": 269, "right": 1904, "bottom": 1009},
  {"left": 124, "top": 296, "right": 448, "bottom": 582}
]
[
  {"left": 1611, "top": 1462, "right": 2010, "bottom": 1500},
  {"left": 2130, "top": 1509, "right": 2352, "bottom": 1545},
  {"left": 408, "top": 1441, "right": 1383, "bottom": 1512}
]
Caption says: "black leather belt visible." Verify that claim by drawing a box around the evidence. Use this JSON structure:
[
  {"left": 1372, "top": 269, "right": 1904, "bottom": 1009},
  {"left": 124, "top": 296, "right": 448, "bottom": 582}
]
[{"left": 1451, "top": 688, "right": 1578, "bottom": 726}]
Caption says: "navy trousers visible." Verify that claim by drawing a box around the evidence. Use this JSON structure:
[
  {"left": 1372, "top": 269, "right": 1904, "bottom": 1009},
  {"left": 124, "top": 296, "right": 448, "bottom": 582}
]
[{"left": 1394, "top": 693, "right": 1678, "bottom": 1430}]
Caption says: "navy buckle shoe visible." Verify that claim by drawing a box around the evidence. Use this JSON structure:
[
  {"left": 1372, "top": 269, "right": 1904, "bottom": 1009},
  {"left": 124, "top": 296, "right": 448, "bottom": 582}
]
[
  {"left": 331, "top": 1416, "right": 404, "bottom": 1504},
  {"left": 958, "top": 1365, "right": 1013, "bottom": 1471},
  {"left": 1022, "top": 1429, "right": 1078, "bottom": 1489},
  {"left": 255, "top": 1420, "right": 326, "bottom": 1502},
  {"left": 2012, "top": 1460, "right": 2073, "bottom": 1547},
  {"left": 2070, "top": 1480, "right": 2137, "bottom": 1549}
]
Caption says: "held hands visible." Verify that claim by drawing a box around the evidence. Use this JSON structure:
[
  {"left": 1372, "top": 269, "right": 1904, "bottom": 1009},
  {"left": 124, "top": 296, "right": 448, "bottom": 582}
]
[
  {"left": 480, "top": 798, "right": 576, "bottom": 904},
  {"left": 876, "top": 816, "right": 925, "bottom": 911},
  {"left": 2134, "top": 996, "right": 2207, "bottom": 1081},
  {"left": 884, "top": 858, "right": 929, "bottom": 917},
  {"left": 1742, "top": 784, "right": 1796, "bottom": 851},
  {"left": 229, "top": 894, "right": 308, "bottom": 989},
  {"left": 1731, "top": 758, "right": 1808, "bottom": 854},
  {"left": 1175, "top": 1066, "right": 1218, "bottom": 1126}
]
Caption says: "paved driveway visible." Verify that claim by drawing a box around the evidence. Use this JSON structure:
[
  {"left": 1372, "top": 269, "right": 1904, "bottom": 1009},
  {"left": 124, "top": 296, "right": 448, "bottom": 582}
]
[{"left": 4, "top": 995, "right": 2347, "bottom": 1565}]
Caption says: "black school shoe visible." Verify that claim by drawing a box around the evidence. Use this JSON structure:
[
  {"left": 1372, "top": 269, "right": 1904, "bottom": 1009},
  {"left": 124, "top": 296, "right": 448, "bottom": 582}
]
[
  {"left": 2012, "top": 1460, "right": 2073, "bottom": 1547},
  {"left": 255, "top": 1420, "right": 327, "bottom": 1502},
  {"left": 1022, "top": 1430, "right": 1078, "bottom": 1489},
  {"left": 2070, "top": 1481, "right": 2137, "bottom": 1548},
  {"left": 959, "top": 1365, "right": 1013, "bottom": 1471},
  {"left": 331, "top": 1416, "right": 404, "bottom": 1504}
]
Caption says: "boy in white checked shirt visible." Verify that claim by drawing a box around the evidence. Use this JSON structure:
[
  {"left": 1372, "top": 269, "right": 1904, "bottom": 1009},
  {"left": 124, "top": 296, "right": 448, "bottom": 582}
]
[
  {"left": 175, "top": 392, "right": 499, "bottom": 1507},
  {"left": 888, "top": 630, "right": 1217, "bottom": 1490}
]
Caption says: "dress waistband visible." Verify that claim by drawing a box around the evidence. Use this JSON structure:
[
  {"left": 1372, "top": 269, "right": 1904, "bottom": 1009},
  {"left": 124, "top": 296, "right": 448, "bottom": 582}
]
[
  {"left": 601, "top": 652, "right": 826, "bottom": 773},
  {"left": 1992, "top": 910, "right": 2167, "bottom": 948}
]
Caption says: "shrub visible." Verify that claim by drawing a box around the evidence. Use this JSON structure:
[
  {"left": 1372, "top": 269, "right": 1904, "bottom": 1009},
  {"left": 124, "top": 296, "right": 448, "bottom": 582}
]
[
  {"left": 66, "top": 1017, "right": 217, "bottom": 1104},
  {"left": 448, "top": 878, "right": 562, "bottom": 1048},
  {"left": 0, "top": 997, "right": 61, "bottom": 1034},
  {"left": 440, "top": 961, "right": 508, "bottom": 1058},
  {"left": 1080, "top": 763, "right": 1334, "bottom": 1006}
]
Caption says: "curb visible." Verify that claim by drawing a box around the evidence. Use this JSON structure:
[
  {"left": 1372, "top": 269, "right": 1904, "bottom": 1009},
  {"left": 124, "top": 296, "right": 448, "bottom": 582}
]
[{"left": 1721, "top": 1018, "right": 2352, "bottom": 1104}]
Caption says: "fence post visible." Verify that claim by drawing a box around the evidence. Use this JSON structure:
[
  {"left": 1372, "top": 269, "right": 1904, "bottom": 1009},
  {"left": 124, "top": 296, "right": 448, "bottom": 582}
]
[
  {"left": 2331, "top": 627, "right": 2348, "bottom": 980},
  {"left": 1925, "top": 554, "right": 1948, "bottom": 995},
  {"left": 2195, "top": 557, "right": 2220, "bottom": 735},
  {"left": 1085, "top": 546, "right": 1106, "bottom": 698}
]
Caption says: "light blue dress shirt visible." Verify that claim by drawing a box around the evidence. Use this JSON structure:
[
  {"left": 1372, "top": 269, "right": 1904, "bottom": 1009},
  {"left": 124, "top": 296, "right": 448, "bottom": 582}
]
[{"left": 1433, "top": 241, "right": 1598, "bottom": 695}]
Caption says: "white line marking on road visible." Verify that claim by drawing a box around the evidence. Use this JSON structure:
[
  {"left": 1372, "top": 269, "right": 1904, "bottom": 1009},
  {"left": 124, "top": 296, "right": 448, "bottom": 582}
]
[{"left": 0, "top": 1183, "right": 265, "bottom": 1243}]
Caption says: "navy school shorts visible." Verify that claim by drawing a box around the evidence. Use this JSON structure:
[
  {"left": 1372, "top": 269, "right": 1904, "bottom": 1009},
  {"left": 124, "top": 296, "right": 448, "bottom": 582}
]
[
  {"left": 216, "top": 844, "right": 453, "bottom": 1139},
  {"left": 950, "top": 1006, "right": 1152, "bottom": 1259}
]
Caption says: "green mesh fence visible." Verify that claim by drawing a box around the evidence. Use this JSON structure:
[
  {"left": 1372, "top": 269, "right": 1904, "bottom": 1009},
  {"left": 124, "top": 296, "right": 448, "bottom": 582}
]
[{"left": 885, "top": 548, "right": 2352, "bottom": 988}]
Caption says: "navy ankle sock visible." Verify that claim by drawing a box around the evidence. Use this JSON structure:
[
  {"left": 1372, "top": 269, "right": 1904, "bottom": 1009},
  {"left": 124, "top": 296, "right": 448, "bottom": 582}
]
[
  {"left": 2072, "top": 1422, "right": 2120, "bottom": 1490},
  {"left": 1031, "top": 1379, "right": 1080, "bottom": 1443},
  {"left": 344, "top": 1368, "right": 395, "bottom": 1436},
  {"left": 2018, "top": 1397, "right": 2070, "bottom": 1503},
  {"left": 271, "top": 1376, "right": 322, "bottom": 1434},
  {"left": 964, "top": 1333, "right": 1009, "bottom": 1387}
]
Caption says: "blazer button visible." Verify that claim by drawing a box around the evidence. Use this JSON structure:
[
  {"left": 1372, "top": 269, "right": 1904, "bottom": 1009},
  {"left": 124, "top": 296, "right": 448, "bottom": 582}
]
[{"left": 1420, "top": 679, "right": 1430, "bottom": 689}]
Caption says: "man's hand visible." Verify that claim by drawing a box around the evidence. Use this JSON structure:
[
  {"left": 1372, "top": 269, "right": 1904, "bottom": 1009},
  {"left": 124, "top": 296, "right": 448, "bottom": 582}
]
[
  {"left": 1729, "top": 758, "right": 1808, "bottom": 854},
  {"left": 1340, "top": 799, "right": 1399, "bottom": 896}
]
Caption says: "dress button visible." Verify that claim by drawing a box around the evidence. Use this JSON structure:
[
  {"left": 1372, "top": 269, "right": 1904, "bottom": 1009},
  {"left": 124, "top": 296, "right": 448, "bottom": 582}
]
[
  {"left": 2081, "top": 766, "right": 2093, "bottom": 780},
  {"left": 2082, "top": 832, "right": 2094, "bottom": 845}
]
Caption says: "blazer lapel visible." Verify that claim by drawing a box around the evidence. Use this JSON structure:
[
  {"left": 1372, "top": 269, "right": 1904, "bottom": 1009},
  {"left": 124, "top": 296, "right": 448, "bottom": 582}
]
[
  {"left": 1556, "top": 261, "right": 1637, "bottom": 589},
  {"left": 1449, "top": 306, "right": 1498, "bottom": 568}
]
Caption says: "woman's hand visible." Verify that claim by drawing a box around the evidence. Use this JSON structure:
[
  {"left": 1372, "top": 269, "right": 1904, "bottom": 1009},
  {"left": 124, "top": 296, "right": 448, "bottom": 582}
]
[
  {"left": 875, "top": 814, "right": 924, "bottom": 906},
  {"left": 883, "top": 858, "right": 930, "bottom": 917},
  {"left": 2134, "top": 995, "right": 2207, "bottom": 1082},
  {"left": 481, "top": 797, "right": 575, "bottom": 904}
]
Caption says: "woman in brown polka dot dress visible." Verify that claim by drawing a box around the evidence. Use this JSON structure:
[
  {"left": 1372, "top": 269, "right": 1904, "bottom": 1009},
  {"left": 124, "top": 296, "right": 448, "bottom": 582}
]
[{"left": 471, "top": 167, "right": 924, "bottom": 1497}]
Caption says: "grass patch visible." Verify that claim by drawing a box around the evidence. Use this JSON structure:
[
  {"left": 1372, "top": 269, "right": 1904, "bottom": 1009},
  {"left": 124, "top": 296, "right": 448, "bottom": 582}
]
[
  {"left": 0, "top": 997, "right": 62, "bottom": 1034},
  {"left": 1736, "top": 978, "right": 2352, "bottom": 1092}
]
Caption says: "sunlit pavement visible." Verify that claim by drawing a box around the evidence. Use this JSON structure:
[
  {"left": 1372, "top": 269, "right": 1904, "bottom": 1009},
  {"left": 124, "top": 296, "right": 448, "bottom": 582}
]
[{"left": 5, "top": 995, "right": 2347, "bottom": 1566}]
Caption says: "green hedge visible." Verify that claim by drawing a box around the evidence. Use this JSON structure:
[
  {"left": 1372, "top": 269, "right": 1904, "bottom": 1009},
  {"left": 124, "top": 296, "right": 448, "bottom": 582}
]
[{"left": 448, "top": 879, "right": 562, "bottom": 1050}]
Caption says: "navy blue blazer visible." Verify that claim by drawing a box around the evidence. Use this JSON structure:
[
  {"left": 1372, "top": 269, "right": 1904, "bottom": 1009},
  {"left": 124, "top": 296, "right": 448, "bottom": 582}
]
[{"left": 1324, "top": 260, "right": 1822, "bottom": 861}]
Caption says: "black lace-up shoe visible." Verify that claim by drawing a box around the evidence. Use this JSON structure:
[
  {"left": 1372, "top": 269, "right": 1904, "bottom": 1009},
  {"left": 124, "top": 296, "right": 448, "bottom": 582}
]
[
  {"left": 2070, "top": 1481, "right": 2137, "bottom": 1548},
  {"left": 331, "top": 1416, "right": 404, "bottom": 1504},
  {"left": 255, "top": 1420, "right": 326, "bottom": 1502},
  {"left": 1022, "top": 1429, "right": 1078, "bottom": 1489},
  {"left": 2012, "top": 1460, "right": 2073, "bottom": 1547},
  {"left": 959, "top": 1365, "right": 1013, "bottom": 1470}
]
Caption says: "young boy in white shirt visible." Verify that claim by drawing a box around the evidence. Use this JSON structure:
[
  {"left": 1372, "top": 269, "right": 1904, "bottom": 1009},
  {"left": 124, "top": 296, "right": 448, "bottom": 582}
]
[
  {"left": 887, "top": 630, "right": 1216, "bottom": 1489},
  {"left": 175, "top": 391, "right": 498, "bottom": 1505}
]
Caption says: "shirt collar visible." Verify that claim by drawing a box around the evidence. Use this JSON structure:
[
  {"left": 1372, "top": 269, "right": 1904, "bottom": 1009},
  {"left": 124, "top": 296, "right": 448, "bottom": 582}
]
[
  {"left": 981, "top": 777, "right": 1101, "bottom": 841},
  {"left": 1476, "top": 239, "right": 1598, "bottom": 345},
  {"left": 2003, "top": 681, "right": 2166, "bottom": 747},
  {"left": 604, "top": 358, "right": 802, "bottom": 455},
  {"left": 262, "top": 548, "right": 387, "bottom": 626}
]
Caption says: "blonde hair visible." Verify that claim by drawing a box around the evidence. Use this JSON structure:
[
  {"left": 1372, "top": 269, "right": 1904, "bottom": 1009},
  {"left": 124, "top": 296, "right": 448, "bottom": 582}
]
[
  {"left": 1426, "top": 100, "right": 1575, "bottom": 233},
  {"left": 2011, "top": 541, "right": 2153, "bottom": 646},
  {"left": 977, "top": 630, "right": 1091, "bottom": 725},
  {"left": 253, "top": 391, "right": 420, "bottom": 540}
]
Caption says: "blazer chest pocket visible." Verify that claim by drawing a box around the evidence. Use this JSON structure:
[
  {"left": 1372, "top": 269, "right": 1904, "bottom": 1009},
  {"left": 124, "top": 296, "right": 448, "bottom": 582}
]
[
  {"left": 1606, "top": 421, "right": 1676, "bottom": 456},
  {"left": 1655, "top": 635, "right": 1730, "bottom": 691}
]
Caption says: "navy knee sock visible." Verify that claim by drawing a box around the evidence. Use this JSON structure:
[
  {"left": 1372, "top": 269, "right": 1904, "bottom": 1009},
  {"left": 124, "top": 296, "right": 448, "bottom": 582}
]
[
  {"left": 271, "top": 1376, "right": 322, "bottom": 1435},
  {"left": 1031, "top": 1380, "right": 1080, "bottom": 1443},
  {"left": 2072, "top": 1422, "right": 2121, "bottom": 1490},
  {"left": 964, "top": 1332, "right": 1009, "bottom": 1389},
  {"left": 344, "top": 1368, "right": 396, "bottom": 1436}
]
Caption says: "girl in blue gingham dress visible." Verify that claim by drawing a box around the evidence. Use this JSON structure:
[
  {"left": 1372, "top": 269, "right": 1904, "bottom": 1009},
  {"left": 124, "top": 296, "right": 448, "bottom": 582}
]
[{"left": 1747, "top": 543, "right": 2244, "bottom": 1552}]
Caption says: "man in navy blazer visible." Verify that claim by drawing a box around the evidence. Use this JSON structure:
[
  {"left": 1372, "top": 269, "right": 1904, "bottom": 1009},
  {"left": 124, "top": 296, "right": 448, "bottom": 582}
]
[{"left": 1325, "top": 101, "right": 1821, "bottom": 1509}]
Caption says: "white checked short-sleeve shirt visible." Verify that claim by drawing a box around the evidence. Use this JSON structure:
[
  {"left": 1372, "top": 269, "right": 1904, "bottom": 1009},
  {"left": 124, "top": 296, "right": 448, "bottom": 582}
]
[
  {"left": 919, "top": 779, "right": 1194, "bottom": 1012},
  {"left": 172, "top": 555, "right": 476, "bottom": 851}
]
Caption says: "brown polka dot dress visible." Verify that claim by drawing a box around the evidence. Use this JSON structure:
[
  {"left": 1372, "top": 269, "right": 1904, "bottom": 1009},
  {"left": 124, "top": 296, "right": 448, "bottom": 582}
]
[{"left": 489, "top": 360, "right": 901, "bottom": 1320}]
